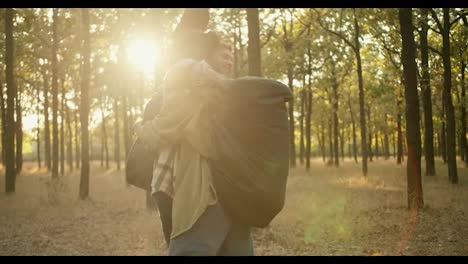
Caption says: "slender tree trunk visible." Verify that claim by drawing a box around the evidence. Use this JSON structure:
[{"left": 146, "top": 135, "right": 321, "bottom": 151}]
[
  {"left": 101, "top": 108, "right": 109, "bottom": 169},
  {"left": 52, "top": 8, "right": 59, "bottom": 179},
  {"left": 80, "top": 8, "right": 91, "bottom": 199},
  {"left": 441, "top": 8, "right": 458, "bottom": 183},
  {"left": 384, "top": 114, "right": 390, "bottom": 159},
  {"left": 348, "top": 97, "right": 358, "bottom": 163},
  {"left": 104, "top": 123, "right": 109, "bottom": 170},
  {"left": 122, "top": 95, "right": 130, "bottom": 161},
  {"left": 460, "top": 59, "right": 467, "bottom": 167},
  {"left": 441, "top": 104, "right": 447, "bottom": 163},
  {"left": 114, "top": 98, "right": 121, "bottom": 170},
  {"left": 100, "top": 123, "right": 104, "bottom": 168},
  {"left": 381, "top": 135, "right": 386, "bottom": 159},
  {"left": 5, "top": 8, "right": 16, "bottom": 193},
  {"left": 399, "top": 8, "right": 424, "bottom": 210},
  {"left": 328, "top": 117, "right": 333, "bottom": 165},
  {"left": 299, "top": 89, "right": 305, "bottom": 165},
  {"left": 459, "top": 130, "right": 464, "bottom": 161},
  {"left": 317, "top": 123, "right": 325, "bottom": 162},
  {"left": 375, "top": 130, "right": 380, "bottom": 159},
  {"left": 43, "top": 73, "right": 51, "bottom": 170},
  {"left": 367, "top": 105, "right": 373, "bottom": 162},
  {"left": 15, "top": 85, "right": 23, "bottom": 175},
  {"left": 340, "top": 130, "right": 345, "bottom": 161},
  {"left": 354, "top": 9, "right": 367, "bottom": 176},
  {"left": 397, "top": 110, "right": 403, "bottom": 164},
  {"left": 384, "top": 128, "right": 390, "bottom": 160},
  {"left": 348, "top": 132, "right": 352, "bottom": 159},
  {"left": 420, "top": 8, "right": 436, "bottom": 176},
  {"left": 233, "top": 23, "right": 239, "bottom": 78},
  {"left": 60, "top": 80, "right": 65, "bottom": 175},
  {"left": 36, "top": 86, "right": 41, "bottom": 168},
  {"left": 0, "top": 79, "right": 5, "bottom": 165},
  {"left": 287, "top": 67, "right": 296, "bottom": 167},
  {"left": 246, "top": 8, "right": 262, "bottom": 76},
  {"left": 321, "top": 120, "right": 326, "bottom": 162},
  {"left": 332, "top": 65, "right": 340, "bottom": 167},
  {"left": 393, "top": 129, "right": 397, "bottom": 158},
  {"left": 305, "top": 40, "right": 313, "bottom": 170},
  {"left": 74, "top": 108, "right": 80, "bottom": 169},
  {"left": 66, "top": 99, "right": 73, "bottom": 171},
  {"left": 237, "top": 14, "right": 245, "bottom": 76}
]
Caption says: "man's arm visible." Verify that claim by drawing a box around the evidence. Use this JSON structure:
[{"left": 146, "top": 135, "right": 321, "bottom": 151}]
[{"left": 153, "top": 191, "right": 173, "bottom": 246}]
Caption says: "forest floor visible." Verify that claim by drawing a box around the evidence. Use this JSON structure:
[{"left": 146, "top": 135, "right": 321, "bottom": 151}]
[{"left": 0, "top": 158, "right": 467, "bottom": 256}]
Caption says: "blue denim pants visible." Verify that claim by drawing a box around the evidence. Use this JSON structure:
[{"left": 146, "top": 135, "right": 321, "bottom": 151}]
[{"left": 168, "top": 202, "right": 254, "bottom": 256}]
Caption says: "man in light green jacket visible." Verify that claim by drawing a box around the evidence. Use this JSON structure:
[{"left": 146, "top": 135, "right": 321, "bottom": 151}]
[{"left": 135, "top": 30, "right": 254, "bottom": 256}]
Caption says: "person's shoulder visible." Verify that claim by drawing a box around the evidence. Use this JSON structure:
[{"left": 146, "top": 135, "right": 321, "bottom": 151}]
[
  {"left": 164, "top": 59, "right": 200, "bottom": 83},
  {"left": 168, "top": 59, "right": 199, "bottom": 74}
]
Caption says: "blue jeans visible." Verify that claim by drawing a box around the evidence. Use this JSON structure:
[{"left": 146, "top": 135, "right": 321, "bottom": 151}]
[{"left": 168, "top": 202, "right": 254, "bottom": 256}]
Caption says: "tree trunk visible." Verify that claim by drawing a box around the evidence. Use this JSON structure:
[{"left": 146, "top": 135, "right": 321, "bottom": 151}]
[
  {"left": 237, "top": 14, "right": 245, "bottom": 76},
  {"left": 65, "top": 99, "right": 73, "bottom": 171},
  {"left": 114, "top": 98, "right": 121, "bottom": 170},
  {"left": 305, "top": 41, "right": 313, "bottom": 170},
  {"left": 460, "top": 59, "right": 467, "bottom": 167},
  {"left": 384, "top": 130, "right": 390, "bottom": 160},
  {"left": 367, "top": 105, "right": 373, "bottom": 162},
  {"left": 340, "top": 130, "right": 345, "bottom": 161},
  {"left": 332, "top": 65, "right": 340, "bottom": 167},
  {"left": 393, "top": 129, "right": 397, "bottom": 158},
  {"left": 420, "top": 8, "right": 436, "bottom": 176},
  {"left": 101, "top": 108, "right": 109, "bottom": 170},
  {"left": 15, "top": 85, "right": 23, "bottom": 175},
  {"left": 399, "top": 8, "right": 424, "bottom": 210},
  {"left": 36, "top": 85, "right": 41, "bottom": 168},
  {"left": 74, "top": 108, "right": 80, "bottom": 169},
  {"left": 5, "top": 8, "right": 16, "bottom": 193},
  {"left": 375, "top": 130, "right": 380, "bottom": 159},
  {"left": 318, "top": 123, "right": 325, "bottom": 163},
  {"left": 384, "top": 114, "right": 390, "bottom": 159},
  {"left": 397, "top": 110, "right": 403, "bottom": 164},
  {"left": 233, "top": 23, "right": 239, "bottom": 78},
  {"left": 300, "top": 88, "right": 305, "bottom": 165},
  {"left": 442, "top": 8, "right": 458, "bottom": 183},
  {"left": 440, "top": 105, "right": 447, "bottom": 163},
  {"left": 60, "top": 80, "right": 65, "bottom": 175},
  {"left": 80, "top": 8, "right": 91, "bottom": 199},
  {"left": 52, "top": 8, "right": 59, "bottom": 179},
  {"left": 348, "top": 97, "right": 358, "bottom": 163},
  {"left": 287, "top": 67, "right": 296, "bottom": 167},
  {"left": 43, "top": 73, "right": 51, "bottom": 170},
  {"left": 354, "top": 9, "right": 368, "bottom": 176},
  {"left": 246, "top": 8, "right": 261, "bottom": 76},
  {"left": 328, "top": 117, "right": 333, "bottom": 166},
  {"left": 122, "top": 95, "right": 130, "bottom": 161},
  {"left": 348, "top": 133, "right": 352, "bottom": 159},
  {"left": 0, "top": 79, "right": 5, "bottom": 165}
]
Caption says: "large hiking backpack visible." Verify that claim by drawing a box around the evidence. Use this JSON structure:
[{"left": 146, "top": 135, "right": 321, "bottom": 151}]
[
  {"left": 209, "top": 76, "right": 292, "bottom": 228},
  {"left": 125, "top": 92, "right": 162, "bottom": 190},
  {"left": 125, "top": 75, "right": 292, "bottom": 228}
]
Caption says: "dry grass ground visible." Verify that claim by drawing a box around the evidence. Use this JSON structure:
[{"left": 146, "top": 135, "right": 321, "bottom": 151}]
[{"left": 0, "top": 158, "right": 467, "bottom": 256}]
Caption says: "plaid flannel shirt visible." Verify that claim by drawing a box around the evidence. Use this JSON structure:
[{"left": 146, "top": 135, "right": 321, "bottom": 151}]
[{"left": 151, "top": 146, "right": 177, "bottom": 198}]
